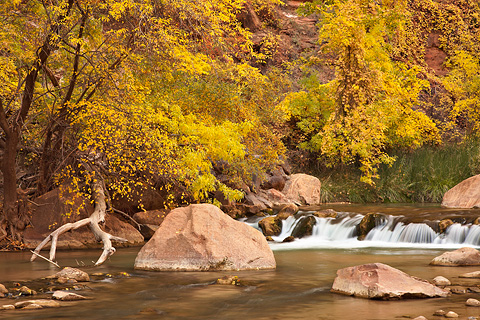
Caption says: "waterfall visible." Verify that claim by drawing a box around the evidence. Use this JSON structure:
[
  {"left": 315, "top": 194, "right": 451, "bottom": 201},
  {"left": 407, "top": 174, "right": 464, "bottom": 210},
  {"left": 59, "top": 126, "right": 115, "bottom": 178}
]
[{"left": 256, "top": 211, "right": 480, "bottom": 250}]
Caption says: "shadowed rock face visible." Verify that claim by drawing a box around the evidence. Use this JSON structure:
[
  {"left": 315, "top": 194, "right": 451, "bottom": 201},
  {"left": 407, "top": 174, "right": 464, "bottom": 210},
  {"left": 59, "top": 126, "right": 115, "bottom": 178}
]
[
  {"left": 331, "top": 263, "right": 449, "bottom": 300},
  {"left": 442, "top": 174, "right": 480, "bottom": 208},
  {"left": 134, "top": 204, "right": 276, "bottom": 271},
  {"left": 430, "top": 247, "right": 480, "bottom": 266}
]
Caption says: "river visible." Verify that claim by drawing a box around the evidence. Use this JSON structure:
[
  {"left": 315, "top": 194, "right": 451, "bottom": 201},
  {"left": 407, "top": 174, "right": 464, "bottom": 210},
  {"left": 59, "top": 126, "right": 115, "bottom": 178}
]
[{"left": 1, "top": 204, "right": 480, "bottom": 319}]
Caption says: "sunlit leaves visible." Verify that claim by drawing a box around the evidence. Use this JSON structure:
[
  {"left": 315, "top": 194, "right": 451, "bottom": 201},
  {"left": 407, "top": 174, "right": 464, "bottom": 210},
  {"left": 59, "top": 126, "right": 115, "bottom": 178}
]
[{"left": 287, "top": 0, "right": 439, "bottom": 184}]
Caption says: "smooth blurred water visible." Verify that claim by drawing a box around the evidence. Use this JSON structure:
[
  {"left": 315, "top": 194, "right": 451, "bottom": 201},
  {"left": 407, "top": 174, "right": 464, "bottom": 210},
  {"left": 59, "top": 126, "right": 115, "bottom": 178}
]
[{"left": 1, "top": 204, "right": 480, "bottom": 319}]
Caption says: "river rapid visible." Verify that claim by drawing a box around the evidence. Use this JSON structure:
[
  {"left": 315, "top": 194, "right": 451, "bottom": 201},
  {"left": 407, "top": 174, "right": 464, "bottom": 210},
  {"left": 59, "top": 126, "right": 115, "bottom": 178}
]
[{"left": 1, "top": 204, "right": 480, "bottom": 320}]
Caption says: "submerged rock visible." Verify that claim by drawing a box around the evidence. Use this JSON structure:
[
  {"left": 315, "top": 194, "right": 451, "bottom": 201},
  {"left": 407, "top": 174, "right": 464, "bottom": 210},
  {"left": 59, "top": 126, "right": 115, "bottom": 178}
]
[
  {"left": 445, "top": 311, "right": 459, "bottom": 318},
  {"left": 14, "top": 299, "right": 60, "bottom": 309},
  {"left": 0, "top": 284, "right": 8, "bottom": 295},
  {"left": 134, "top": 204, "right": 276, "bottom": 271},
  {"left": 52, "top": 290, "right": 87, "bottom": 301},
  {"left": 331, "top": 263, "right": 449, "bottom": 300},
  {"left": 466, "top": 298, "right": 480, "bottom": 306},
  {"left": 430, "top": 247, "right": 480, "bottom": 266},
  {"left": 460, "top": 271, "right": 480, "bottom": 278},
  {"left": 282, "top": 173, "right": 321, "bottom": 205},
  {"left": 432, "top": 276, "right": 451, "bottom": 286},
  {"left": 442, "top": 174, "right": 480, "bottom": 208},
  {"left": 47, "top": 267, "right": 90, "bottom": 282}
]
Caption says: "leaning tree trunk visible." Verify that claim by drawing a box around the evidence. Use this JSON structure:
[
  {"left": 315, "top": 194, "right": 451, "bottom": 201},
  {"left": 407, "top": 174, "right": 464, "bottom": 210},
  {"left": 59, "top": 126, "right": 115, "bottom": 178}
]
[{"left": 30, "top": 177, "right": 127, "bottom": 266}]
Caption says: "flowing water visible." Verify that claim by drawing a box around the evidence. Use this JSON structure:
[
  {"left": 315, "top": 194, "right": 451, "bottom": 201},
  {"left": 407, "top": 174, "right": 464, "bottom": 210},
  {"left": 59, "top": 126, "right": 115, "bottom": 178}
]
[{"left": 2, "top": 204, "right": 480, "bottom": 319}]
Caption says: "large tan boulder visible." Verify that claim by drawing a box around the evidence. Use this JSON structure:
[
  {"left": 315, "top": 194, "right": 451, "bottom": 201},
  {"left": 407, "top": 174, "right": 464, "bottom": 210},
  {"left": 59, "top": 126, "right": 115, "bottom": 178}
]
[
  {"left": 24, "top": 188, "right": 144, "bottom": 249},
  {"left": 430, "top": 247, "right": 480, "bottom": 266},
  {"left": 282, "top": 173, "right": 321, "bottom": 205},
  {"left": 331, "top": 263, "right": 449, "bottom": 300},
  {"left": 134, "top": 204, "right": 276, "bottom": 271},
  {"left": 442, "top": 174, "right": 480, "bottom": 208}
]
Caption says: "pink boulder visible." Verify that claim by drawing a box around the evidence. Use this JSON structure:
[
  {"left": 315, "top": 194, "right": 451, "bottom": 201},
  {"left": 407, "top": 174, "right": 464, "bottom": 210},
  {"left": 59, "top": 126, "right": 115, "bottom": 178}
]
[
  {"left": 331, "top": 263, "right": 448, "bottom": 300},
  {"left": 134, "top": 204, "right": 276, "bottom": 271},
  {"left": 282, "top": 173, "right": 321, "bottom": 205},
  {"left": 442, "top": 174, "right": 480, "bottom": 208},
  {"left": 430, "top": 247, "right": 480, "bottom": 266}
]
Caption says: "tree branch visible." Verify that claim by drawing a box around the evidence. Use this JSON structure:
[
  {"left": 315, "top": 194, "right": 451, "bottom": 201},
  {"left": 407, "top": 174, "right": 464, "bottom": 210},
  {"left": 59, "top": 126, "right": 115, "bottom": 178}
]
[{"left": 30, "top": 170, "right": 128, "bottom": 266}]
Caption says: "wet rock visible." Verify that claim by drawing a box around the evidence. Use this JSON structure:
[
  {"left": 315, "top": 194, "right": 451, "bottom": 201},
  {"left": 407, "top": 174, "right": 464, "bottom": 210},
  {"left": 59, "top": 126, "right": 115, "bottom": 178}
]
[
  {"left": 57, "top": 277, "right": 77, "bottom": 284},
  {"left": 16, "top": 286, "right": 36, "bottom": 296},
  {"left": 134, "top": 204, "right": 276, "bottom": 271},
  {"left": 48, "top": 267, "right": 90, "bottom": 282},
  {"left": 276, "top": 203, "right": 298, "bottom": 219},
  {"left": 430, "top": 247, "right": 480, "bottom": 266},
  {"left": 449, "top": 286, "right": 467, "bottom": 294},
  {"left": 0, "top": 305, "right": 15, "bottom": 310},
  {"left": 432, "top": 276, "right": 451, "bottom": 286},
  {"left": 15, "top": 299, "right": 60, "bottom": 308},
  {"left": 442, "top": 174, "right": 480, "bottom": 208},
  {"left": 282, "top": 236, "right": 295, "bottom": 242},
  {"left": 433, "top": 310, "right": 446, "bottom": 316},
  {"left": 356, "top": 213, "right": 385, "bottom": 241},
  {"left": 291, "top": 215, "right": 316, "bottom": 238},
  {"left": 466, "top": 298, "right": 480, "bottom": 306},
  {"left": 52, "top": 290, "right": 87, "bottom": 301},
  {"left": 313, "top": 209, "right": 337, "bottom": 218},
  {"left": 23, "top": 303, "right": 42, "bottom": 310},
  {"left": 0, "top": 284, "right": 7, "bottom": 295},
  {"left": 439, "top": 219, "right": 454, "bottom": 233},
  {"left": 468, "top": 317, "right": 479, "bottom": 320},
  {"left": 282, "top": 173, "right": 321, "bottom": 205},
  {"left": 460, "top": 271, "right": 480, "bottom": 278},
  {"left": 445, "top": 311, "right": 459, "bottom": 318},
  {"left": 216, "top": 276, "right": 240, "bottom": 286},
  {"left": 258, "top": 216, "right": 282, "bottom": 236},
  {"left": 331, "top": 263, "right": 449, "bottom": 300}
]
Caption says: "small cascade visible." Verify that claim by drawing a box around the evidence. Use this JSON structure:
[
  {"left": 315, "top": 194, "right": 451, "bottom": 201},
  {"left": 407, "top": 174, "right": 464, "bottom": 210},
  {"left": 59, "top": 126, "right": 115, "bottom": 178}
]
[{"left": 255, "top": 210, "right": 480, "bottom": 249}]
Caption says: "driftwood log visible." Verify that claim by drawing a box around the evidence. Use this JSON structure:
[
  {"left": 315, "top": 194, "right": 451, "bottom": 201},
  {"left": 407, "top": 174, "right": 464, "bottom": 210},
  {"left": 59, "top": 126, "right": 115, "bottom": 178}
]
[{"left": 30, "top": 177, "right": 127, "bottom": 266}]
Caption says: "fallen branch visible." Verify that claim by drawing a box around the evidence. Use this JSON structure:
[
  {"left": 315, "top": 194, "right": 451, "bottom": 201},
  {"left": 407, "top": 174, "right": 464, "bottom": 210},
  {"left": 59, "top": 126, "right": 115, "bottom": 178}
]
[
  {"left": 30, "top": 250, "right": 61, "bottom": 268},
  {"left": 30, "top": 176, "right": 127, "bottom": 266}
]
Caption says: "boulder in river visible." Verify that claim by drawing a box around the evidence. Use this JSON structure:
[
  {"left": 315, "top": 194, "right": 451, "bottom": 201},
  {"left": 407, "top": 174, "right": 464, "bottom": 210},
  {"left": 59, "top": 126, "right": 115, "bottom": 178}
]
[
  {"left": 430, "top": 247, "right": 480, "bottom": 266},
  {"left": 0, "top": 284, "right": 7, "bottom": 295},
  {"left": 442, "top": 174, "right": 480, "bottom": 208},
  {"left": 282, "top": 173, "right": 321, "bottom": 205},
  {"left": 134, "top": 204, "right": 276, "bottom": 271},
  {"left": 47, "top": 267, "right": 90, "bottom": 282},
  {"left": 331, "top": 262, "right": 449, "bottom": 300},
  {"left": 52, "top": 290, "right": 87, "bottom": 301},
  {"left": 356, "top": 213, "right": 385, "bottom": 241}
]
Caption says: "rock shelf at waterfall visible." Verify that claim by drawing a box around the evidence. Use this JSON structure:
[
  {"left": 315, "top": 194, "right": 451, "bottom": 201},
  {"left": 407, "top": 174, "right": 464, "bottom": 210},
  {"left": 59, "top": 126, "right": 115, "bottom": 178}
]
[{"left": 244, "top": 207, "right": 480, "bottom": 250}]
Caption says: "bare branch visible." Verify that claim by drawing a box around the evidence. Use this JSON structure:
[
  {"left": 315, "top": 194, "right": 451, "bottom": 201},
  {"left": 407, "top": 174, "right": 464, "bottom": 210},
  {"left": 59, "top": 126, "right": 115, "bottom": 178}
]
[{"left": 31, "top": 171, "right": 128, "bottom": 266}]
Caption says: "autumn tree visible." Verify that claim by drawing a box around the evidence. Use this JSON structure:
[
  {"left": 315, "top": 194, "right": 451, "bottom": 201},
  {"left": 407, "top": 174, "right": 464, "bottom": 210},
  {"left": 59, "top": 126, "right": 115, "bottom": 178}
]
[
  {"left": 0, "top": 0, "right": 287, "bottom": 261},
  {"left": 282, "top": 0, "right": 439, "bottom": 184}
]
